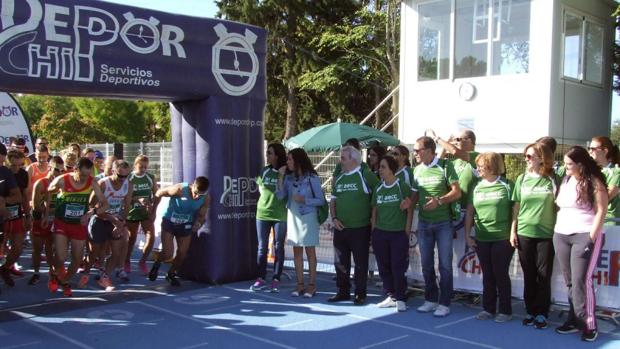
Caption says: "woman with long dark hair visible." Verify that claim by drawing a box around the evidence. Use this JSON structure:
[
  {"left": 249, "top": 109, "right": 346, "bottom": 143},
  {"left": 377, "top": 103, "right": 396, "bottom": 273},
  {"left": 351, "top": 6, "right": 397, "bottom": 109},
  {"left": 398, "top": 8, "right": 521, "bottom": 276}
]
[
  {"left": 391, "top": 145, "right": 413, "bottom": 187},
  {"left": 554, "top": 146, "right": 607, "bottom": 342},
  {"left": 367, "top": 145, "right": 387, "bottom": 177},
  {"left": 588, "top": 136, "right": 620, "bottom": 224},
  {"left": 250, "top": 143, "right": 288, "bottom": 292},
  {"left": 277, "top": 148, "right": 325, "bottom": 297},
  {"left": 510, "top": 143, "right": 558, "bottom": 329}
]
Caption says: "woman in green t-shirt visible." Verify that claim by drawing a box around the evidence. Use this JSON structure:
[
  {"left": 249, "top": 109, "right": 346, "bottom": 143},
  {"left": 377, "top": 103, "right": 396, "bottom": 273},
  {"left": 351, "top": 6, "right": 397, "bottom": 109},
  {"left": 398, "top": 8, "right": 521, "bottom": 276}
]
[
  {"left": 510, "top": 143, "right": 557, "bottom": 329},
  {"left": 588, "top": 136, "right": 620, "bottom": 225},
  {"left": 250, "top": 143, "right": 288, "bottom": 292},
  {"left": 367, "top": 145, "right": 387, "bottom": 178},
  {"left": 371, "top": 155, "right": 413, "bottom": 312},
  {"left": 465, "top": 152, "right": 514, "bottom": 323},
  {"left": 390, "top": 145, "right": 414, "bottom": 188}
]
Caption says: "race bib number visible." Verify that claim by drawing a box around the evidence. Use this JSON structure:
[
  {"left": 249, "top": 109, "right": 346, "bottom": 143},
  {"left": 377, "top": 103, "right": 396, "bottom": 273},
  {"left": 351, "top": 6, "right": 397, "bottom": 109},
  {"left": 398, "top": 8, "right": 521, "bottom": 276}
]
[
  {"left": 64, "top": 204, "right": 85, "bottom": 218},
  {"left": 7, "top": 205, "right": 19, "bottom": 219},
  {"left": 170, "top": 212, "right": 191, "bottom": 224}
]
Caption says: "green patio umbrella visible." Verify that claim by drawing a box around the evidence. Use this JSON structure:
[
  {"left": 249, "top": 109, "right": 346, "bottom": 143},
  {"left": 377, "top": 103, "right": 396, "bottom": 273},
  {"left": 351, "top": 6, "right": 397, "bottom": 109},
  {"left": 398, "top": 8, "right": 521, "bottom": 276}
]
[{"left": 283, "top": 121, "right": 400, "bottom": 152}]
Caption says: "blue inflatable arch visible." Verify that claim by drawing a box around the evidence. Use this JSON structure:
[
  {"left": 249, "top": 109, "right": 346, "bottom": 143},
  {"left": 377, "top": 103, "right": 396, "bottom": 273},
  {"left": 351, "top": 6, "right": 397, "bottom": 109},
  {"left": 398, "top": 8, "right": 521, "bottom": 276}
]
[{"left": 0, "top": 0, "right": 266, "bottom": 283}]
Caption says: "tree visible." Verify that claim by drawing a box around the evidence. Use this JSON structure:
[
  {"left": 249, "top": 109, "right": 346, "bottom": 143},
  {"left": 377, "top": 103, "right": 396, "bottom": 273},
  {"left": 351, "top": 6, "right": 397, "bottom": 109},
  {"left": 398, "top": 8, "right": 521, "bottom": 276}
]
[{"left": 614, "top": 5, "right": 620, "bottom": 93}]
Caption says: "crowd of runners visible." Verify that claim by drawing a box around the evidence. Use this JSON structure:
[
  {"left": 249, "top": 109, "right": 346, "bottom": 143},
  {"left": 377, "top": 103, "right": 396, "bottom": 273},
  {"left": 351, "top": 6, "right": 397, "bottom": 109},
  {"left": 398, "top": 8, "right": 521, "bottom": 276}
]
[{"left": 0, "top": 137, "right": 209, "bottom": 297}]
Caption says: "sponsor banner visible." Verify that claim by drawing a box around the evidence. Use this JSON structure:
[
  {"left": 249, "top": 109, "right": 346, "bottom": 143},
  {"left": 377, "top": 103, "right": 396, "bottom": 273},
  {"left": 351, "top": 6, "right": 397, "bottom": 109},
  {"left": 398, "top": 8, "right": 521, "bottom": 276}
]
[
  {"left": 0, "top": 92, "right": 34, "bottom": 150},
  {"left": 0, "top": 0, "right": 266, "bottom": 100},
  {"left": 406, "top": 213, "right": 620, "bottom": 311}
]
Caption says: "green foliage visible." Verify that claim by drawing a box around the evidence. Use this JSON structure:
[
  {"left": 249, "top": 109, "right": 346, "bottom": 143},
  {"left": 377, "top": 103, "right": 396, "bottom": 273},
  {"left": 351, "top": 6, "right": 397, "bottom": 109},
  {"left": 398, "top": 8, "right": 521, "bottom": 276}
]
[
  {"left": 503, "top": 154, "right": 526, "bottom": 183},
  {"left": 611, "top": 120, "right": 620, "bottom": 145},
  {"left": 15, "top": 95, "right": 171, "bottom": 149}
]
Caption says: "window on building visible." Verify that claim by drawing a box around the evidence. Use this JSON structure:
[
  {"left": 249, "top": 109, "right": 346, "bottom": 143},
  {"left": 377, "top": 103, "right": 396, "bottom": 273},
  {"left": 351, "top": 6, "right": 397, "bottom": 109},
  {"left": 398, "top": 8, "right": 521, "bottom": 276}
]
[
  {"left": 418, "top": 0, "right": 452, "bottom": 80},
  {"left": 491, "top": 0, "right": 530, "bottom": 75},
  {"left": 455, "top": 0, "right": 488, "bottom": 78},
  {"left": 562, "top": 10, "right": 604, "bottom": 85}
]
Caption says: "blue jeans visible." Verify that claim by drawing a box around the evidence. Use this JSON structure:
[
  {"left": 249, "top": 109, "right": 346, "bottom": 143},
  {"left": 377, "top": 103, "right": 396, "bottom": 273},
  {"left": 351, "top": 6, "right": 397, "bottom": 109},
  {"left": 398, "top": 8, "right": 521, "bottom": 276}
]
[
  {"left": 256, "top": 220, "right": 286, "bottom": 280},
  {"left": 418, "top": 219, "right": 454, "bottom": 306}
]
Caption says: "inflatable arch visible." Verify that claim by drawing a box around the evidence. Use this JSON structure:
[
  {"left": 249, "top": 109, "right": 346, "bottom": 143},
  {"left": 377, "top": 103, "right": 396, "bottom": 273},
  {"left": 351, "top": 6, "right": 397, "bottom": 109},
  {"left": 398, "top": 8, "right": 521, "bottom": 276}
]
[{"left": 0, "top": 0, "right": 267, "bottom": 283}]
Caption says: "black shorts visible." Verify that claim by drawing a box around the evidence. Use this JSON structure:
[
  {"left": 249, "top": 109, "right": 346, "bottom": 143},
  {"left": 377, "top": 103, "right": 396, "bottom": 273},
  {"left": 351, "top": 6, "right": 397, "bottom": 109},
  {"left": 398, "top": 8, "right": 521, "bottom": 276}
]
[
  {"left": 161, "top": 218, "right": 192, "bottom": 237},
  {"left": 88, "top": 216, "right": 122, "bottom": 243}
]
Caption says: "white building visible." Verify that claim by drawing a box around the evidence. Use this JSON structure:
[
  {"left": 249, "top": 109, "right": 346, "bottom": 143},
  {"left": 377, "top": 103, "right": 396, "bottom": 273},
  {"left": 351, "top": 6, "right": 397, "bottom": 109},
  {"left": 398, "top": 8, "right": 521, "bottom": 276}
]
[{"left": 398, "top": 0, "right": 616, "bottom": 152}]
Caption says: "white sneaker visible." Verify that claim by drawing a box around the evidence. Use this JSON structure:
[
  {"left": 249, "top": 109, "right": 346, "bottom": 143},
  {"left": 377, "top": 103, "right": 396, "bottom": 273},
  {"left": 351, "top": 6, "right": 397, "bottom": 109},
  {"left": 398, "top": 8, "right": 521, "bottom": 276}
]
[
  {"left": 377, "top": 296, "right": 397, "bottom": 308},
  {"left": 433, "top": 305, "right": 450, "bottom": 317},
  {"left": 417, "top": 301, "right": 438, "bottom": 313},
  {"left": 494, "top": 313, "right": 512, "bottom": 323},
  {"left": 396, "top": 301, "right": 407, "bottom": 312}
]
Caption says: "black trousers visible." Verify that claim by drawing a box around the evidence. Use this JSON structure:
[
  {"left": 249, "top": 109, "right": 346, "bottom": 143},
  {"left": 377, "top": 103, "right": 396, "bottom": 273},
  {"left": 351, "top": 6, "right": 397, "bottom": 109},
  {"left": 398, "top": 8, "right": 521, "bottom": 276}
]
[
  {"left": 475, "top": 239, "right": 515, "bottom": 315},
  {"left": 516, "top": 235, "right": 554, "bottom": 317},
  {"left": 333, "top": 226, "right": 370, "bottom": 297}
]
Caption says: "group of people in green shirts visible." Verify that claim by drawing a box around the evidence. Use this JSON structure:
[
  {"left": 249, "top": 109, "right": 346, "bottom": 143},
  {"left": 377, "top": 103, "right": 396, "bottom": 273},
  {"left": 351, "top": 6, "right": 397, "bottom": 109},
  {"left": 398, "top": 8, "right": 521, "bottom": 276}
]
[{"left": 253, "top": 131, "right": 619, "bottom": 343}]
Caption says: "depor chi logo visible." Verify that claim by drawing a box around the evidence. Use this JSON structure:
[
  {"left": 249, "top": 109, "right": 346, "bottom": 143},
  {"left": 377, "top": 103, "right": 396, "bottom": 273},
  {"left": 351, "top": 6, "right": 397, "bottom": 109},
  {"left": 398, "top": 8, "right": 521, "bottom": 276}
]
[
  {"left": 0, "top": 0, "right": 186, "bottom": 82},
  {"left": 219, "top": 176, "right": 258, "bottom": 208},
  {"left": 594, "top": 247, "right": 620, "bottom": 287},
  {"left": 458, "top": 250, "right": 482, "bottom": 275},
  {"left": 1, "top": 105, "right": 19, "bottom": 117}
]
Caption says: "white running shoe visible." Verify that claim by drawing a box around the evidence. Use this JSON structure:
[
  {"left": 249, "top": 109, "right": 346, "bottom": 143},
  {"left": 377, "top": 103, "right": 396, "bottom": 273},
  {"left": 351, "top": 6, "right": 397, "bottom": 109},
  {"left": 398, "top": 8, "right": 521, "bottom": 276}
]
[
  {"left": 417, "top": 301, "right": 438, "bottom": 313},
  {"left": 377, "top": 296, "right": 397, "bottom": 308},
  {"left": 433, "top": 305, "right": 450, "bottom": 317},
  {"left": 396, "top": 301, "right": 407, "bottom": 312}
]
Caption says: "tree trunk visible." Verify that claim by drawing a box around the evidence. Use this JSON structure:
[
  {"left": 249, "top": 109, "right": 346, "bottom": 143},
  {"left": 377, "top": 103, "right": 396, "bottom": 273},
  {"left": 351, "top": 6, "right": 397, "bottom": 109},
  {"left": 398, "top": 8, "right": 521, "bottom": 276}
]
[
  {"left": 374, "top": 84, "right": 382, "bottom": 129},
  {"left": 385, "top": 0, "right": 400, "bottom": 135},
  {"left": 284, "top": 79, "right": 298, "bottom": 139},
  {"left": 283, "top": 5, "right": 298, "bottom": 140}
]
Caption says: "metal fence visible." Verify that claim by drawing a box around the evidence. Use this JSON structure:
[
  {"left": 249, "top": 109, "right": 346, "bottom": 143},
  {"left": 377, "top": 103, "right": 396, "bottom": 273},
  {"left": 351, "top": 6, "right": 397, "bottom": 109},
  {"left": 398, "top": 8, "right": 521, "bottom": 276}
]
[{"left": 84, "top": 142, "right": 173, "bottom": 186}]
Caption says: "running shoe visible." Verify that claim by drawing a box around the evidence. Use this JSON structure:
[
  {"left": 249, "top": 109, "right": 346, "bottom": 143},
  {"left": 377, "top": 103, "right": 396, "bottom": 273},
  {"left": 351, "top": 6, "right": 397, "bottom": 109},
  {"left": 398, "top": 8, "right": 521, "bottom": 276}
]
[
  {"left": 377, "top": 296, "right": 397, "bottom": 308},
  {"left": 48, "top": 274, "right": 59, "bottom": 293},
  {"left": 78, "top": 274, "right": 89, "bottom": 288},
  {"left": 396, "top": 301, "right": 407, "bottom": 312},
  {"left": 270, "top": 279, "right": 280, "bottom": 293},
  {"left": 97, "top": 274, "right": 115, "bottom": 292},
  {"left": 522, "top": 314, "right": 535, "bottom": 326},
  {"left": 9, "top": 264, "right": 24, "bottom": 277},
  {"left": 138, "top": 260, "right": 149, "bottom": 275},
  {"left": 118, "top": 270, "right": 130, "bottom": 283},
  {"left": 534, "top": 315, "right": 548, "bottom": 329},
  {"left": 0, "top": 267, "right": 15, "bottom": 287},
  {"left": 582, "top": 330, "right": 598, "bottom": 342},
  {"left": 148, "top": 261, "right": 161, "bottom": 281},
  {"left": 250, "top": 278, "right": 266, "bottom": 291},
  {"left": 476, "top": 311, "right": 493, "bottom": 320},
  {"left": 166, "top": 272, "right": 180, "bottom": 286},
  {"left": 494, "top": 313, "right": 512, "bottom": 323},
  {"left": 433, "top": 305, "right": 451, "bottom": 317},
  {"left": 124, "top": 261, "right": 131, "bottom": 274},
  {"left": 62, "top": 283, "right": 72, "bottom": 297},
  {"left": 416, "top": 301, "right": 438, "bottom": 313},
  {"left": 28, "top": 273, "right": 41, "bottom": 285},
  {"left": 556, "top": 322, "right": 580, "bottom": 334}
]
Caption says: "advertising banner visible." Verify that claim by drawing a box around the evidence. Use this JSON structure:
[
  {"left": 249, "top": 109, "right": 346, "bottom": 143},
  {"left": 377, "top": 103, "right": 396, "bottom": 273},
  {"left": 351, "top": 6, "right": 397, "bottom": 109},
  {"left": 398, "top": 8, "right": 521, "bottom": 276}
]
[
  {"left": 0, "top": 0, "right": 266, "bottom": 101},
  {"left": 0, "top": 92, "right": 34, "bottom": 150}
]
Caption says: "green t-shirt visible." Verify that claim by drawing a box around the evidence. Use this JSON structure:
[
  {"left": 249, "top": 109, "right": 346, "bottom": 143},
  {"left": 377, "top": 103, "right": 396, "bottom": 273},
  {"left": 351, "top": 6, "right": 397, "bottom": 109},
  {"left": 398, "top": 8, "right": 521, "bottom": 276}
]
[
  {"left": 555, "top": 163, "right": 566, "bottom": 179},
  {"left": 127, "top": 172, "right": 155, "bottom": 221},
  {"left": 602, "top": 164, "right": 620, "bottom": 223},
  {"left": 452, "top": 151, "right": 479, "bottom": 209},
  {"left": 333, "top": 161, "right": 369, "bottom": 179},
  {"left": 256, "top": 166, "right": 287, "bottom": 221},
  {"left": 333, "top": 167, "right": 379, "bottom": 228},
  {"left": 412, "top": 158, "right": 459, "bottom": 223},
  {"left": 371, "top": 179, "right": 411, "bottom": 232},
  {"left": 511, "top": 173, "right": 558, "bottom": 239},
  {"left": 469, "top": 177, "right": 513, "bottom": 241},
  {"left": 395, "top": 166, "right": 414, "bottom": 188}
]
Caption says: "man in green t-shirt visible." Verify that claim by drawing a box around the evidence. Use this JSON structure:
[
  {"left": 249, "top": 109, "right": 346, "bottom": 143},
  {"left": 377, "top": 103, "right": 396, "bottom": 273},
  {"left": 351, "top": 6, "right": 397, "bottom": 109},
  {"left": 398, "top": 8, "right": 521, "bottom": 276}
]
[
  {"left": 411, "top": 136, "right": 461, "bottom": 317},
  {"left": 329, "top": 146, "right": 379, "bottom": 305},
  {"left": 431, "top": 129, "right": 478, "bottom": 213}
]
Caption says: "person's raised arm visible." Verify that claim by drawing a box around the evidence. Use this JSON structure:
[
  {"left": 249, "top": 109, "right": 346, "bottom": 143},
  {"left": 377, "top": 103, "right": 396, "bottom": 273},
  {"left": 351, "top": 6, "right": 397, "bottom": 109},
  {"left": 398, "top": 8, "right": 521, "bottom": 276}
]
[{"left": 155, "top": 183, "right": 183, "bottom": 199}]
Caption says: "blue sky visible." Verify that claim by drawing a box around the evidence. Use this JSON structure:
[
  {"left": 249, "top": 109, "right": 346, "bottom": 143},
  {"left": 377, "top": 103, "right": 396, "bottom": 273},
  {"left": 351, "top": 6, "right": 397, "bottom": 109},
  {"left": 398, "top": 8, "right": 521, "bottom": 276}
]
[{"left": 99, "top": 0, "right": 218, "bottom": 18}]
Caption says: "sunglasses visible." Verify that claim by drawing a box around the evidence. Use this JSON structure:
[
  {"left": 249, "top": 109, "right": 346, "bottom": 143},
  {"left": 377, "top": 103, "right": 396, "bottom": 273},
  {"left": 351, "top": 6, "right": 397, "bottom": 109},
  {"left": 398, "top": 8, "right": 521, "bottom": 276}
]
[
  {"left": 455, "top": 137, "right": 470, "bottom": 142},
  {"left": 65, "top": 166, "right": 74, "bottom": 170},
  {"left": 117, "top": 174, "right": 128, "bottom": 179},
  {"left": 52, "top": 167, "right": 64, "bottom": 173},
  {"left": 587, "top": 147, "right": 602, "bottom": 152},
  {"left": 412, "top": 148, "right": 426, "bottom": 153}
]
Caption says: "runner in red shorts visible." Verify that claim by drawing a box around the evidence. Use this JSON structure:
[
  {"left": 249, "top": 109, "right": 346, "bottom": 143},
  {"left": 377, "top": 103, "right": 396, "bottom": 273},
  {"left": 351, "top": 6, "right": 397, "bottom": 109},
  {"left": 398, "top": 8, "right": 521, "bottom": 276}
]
[
  {"left": 0, "top": 150, "right": 30, "bottom": 287},
  {"left": 29, "top": 156, "right": 65, "bottom": 287},
  {"left": 48, "top": 157, "right": 108, "bottom": 296}
]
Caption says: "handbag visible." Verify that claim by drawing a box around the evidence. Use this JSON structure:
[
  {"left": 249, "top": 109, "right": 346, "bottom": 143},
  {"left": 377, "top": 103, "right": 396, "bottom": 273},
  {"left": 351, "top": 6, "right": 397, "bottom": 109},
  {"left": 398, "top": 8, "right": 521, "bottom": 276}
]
[{"left": 308, "top": 176, "right": 329, "bottom": 225}]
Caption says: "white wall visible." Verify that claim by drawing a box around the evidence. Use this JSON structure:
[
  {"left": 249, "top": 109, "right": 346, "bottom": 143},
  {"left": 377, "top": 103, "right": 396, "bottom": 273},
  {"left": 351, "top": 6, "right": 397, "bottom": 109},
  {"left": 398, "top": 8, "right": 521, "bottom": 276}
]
[{"left": 399, "top": 0, "right": 614, "bottom": 152}]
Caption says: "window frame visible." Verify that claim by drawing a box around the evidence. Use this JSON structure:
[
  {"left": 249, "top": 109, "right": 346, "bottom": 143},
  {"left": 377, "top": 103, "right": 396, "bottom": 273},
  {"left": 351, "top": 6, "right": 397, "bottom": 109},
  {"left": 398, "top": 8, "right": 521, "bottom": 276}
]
[{"left": 560, "top": 7, "right": 605, "bottom": 88}]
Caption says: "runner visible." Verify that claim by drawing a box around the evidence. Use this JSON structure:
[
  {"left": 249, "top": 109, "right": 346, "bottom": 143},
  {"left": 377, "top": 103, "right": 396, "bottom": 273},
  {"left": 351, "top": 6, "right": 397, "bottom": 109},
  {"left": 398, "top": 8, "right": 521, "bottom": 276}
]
[
  {"left": 588, "top": 136, "right": 620, "bottom": 225},
  {"left": 29, "top": 156, "right": 64, "bottom": 286},
  {"left": 0, "top": 150, "right": 30, "bottom": 286},
  {"left": 27, "top": 144, "right": 51, "bottom": 199},
  {"left": 149, "top": 177, "right": 209, "bottom": 286},
  {"left": 28, "top": 138, "right": 49, "bottom": 163},
  {"left": 48, "top": 157, "right": 108, "bottom": 296},
  {"left": 125, "top": 155, "right": 159, "bottom": 276},
  {"left": 95, "top": 155, "right": 117, "bottom": 181},
  {"left": 0, "top": 144, "right": 21, "bottom": 292},
  {"left": 87, "top": 160, "right": 133, "bottom": 290}
]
